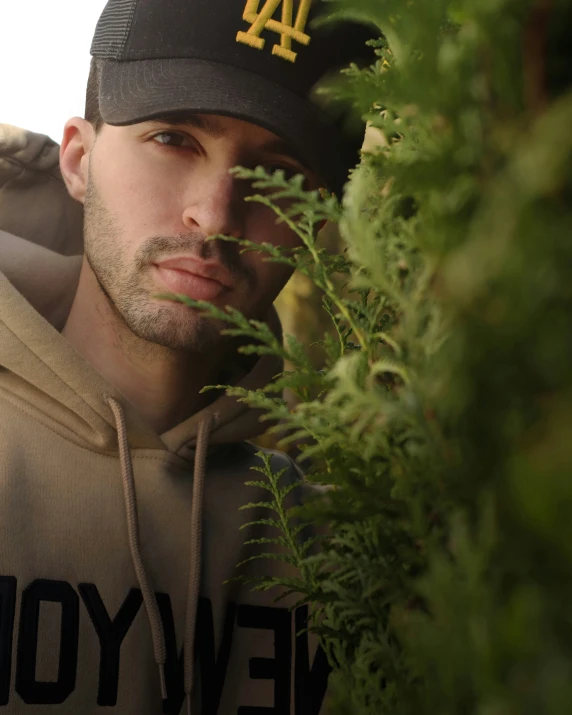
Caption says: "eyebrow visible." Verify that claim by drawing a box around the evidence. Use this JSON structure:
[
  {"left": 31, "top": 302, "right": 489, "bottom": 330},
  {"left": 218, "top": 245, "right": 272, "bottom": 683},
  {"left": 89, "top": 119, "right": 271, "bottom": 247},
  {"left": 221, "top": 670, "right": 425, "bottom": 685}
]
[
  {"left": 146, "top": 114, "right": 310, "bottom": 170},
  {"left": 147, "top": 113, "right": 226, "bottom": 139}
]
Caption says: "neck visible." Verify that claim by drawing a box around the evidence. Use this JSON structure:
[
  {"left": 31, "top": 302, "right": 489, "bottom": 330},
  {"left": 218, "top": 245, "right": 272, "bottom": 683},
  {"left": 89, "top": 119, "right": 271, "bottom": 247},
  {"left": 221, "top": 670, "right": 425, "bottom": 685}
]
[{"left": 62, "top": 259, "right": 226, "bottom": 434}]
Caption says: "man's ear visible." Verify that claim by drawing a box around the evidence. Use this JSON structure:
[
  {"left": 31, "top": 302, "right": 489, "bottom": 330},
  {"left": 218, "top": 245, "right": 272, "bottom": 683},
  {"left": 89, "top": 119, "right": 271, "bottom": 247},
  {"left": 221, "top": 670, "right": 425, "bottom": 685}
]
[{"left": 59, "top": 117, "right": 96, "bottom": 204}]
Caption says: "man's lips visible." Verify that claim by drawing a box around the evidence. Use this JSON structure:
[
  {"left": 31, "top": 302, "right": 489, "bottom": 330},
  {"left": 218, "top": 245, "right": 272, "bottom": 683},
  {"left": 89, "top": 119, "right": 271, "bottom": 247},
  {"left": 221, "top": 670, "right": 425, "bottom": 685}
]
[
  {"left": 152, "top": 258, "right": 234, "bottom": 302},
  {"left": 154, "top": 257, "right": 235, "bottom": 288}
]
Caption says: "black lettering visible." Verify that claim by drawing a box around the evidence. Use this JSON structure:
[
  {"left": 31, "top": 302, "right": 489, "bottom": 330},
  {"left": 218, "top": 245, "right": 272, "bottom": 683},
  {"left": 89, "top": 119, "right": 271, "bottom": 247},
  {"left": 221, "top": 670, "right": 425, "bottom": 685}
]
[
  {"left": 16, "top": 579, "right": 79, "bottom": 704},
  {"left": 196, "top": 598, "right": 236, "bottom": 715},
  {"left": 157, "top": 592, "right": 185, "bottom": 715},
  {"left": 79, "top": 584, "right": 143, "bottom": 706},
  {"left": 237, "top": 604, "right": 291, "bottom": 715},
  {"left": 294, "top": 606, "right": 331, "bottom": 715},
  {"left": 159, "top": 594, "right": 236, "bottom": 715},
  {"left": 0, "top": 577, "right": 17, "bottom": 705}
]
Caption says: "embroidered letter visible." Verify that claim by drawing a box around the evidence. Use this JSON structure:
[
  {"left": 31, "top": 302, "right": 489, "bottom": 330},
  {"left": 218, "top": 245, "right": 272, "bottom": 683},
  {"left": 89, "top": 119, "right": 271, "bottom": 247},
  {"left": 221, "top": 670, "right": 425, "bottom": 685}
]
[
  {"left": 79, "top": 584, "right": 143, "bottom": 707},
  {"left": 16, "top": 580, "right": 79, "bottom": 705},
  {"left": 236, "top": 0, "right": 314, "bottom": 63},
  {"left": 236, "top": 604, "right": 292, "bottom": 714}
]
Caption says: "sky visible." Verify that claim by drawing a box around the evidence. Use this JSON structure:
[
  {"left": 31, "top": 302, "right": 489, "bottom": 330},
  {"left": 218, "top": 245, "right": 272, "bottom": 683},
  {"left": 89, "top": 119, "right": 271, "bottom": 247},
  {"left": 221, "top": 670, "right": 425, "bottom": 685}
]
[{"left": 0, "top": 1, "right": 108, "bottom": 143}]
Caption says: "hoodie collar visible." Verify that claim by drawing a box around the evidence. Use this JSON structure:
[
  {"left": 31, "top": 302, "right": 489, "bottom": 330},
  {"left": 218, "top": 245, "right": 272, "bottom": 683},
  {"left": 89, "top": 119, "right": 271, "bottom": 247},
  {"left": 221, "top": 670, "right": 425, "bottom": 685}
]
[{"left": 0, "top": 231, "right": 282, "bottom": 453}]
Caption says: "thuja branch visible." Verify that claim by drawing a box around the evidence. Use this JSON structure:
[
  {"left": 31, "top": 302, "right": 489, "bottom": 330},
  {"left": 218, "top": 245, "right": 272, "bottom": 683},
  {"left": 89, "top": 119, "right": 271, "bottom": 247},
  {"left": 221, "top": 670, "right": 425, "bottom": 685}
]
[{"left": 223, "top": 167, "right": 371, "bottom": 352}]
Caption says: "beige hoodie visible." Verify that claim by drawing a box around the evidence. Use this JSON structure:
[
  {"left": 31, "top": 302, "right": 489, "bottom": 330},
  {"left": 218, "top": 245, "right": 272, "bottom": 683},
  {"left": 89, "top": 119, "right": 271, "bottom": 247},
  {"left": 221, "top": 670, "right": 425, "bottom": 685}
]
[{"left": 0, "top": 125, "right": 329, "bottom": 714}]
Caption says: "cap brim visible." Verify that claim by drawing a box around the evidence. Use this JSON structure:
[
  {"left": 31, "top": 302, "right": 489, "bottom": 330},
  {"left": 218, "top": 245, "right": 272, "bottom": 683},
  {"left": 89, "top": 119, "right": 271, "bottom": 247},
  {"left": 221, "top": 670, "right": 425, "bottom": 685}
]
[{"left": 98, "top": 58, "right": 357, "bottom": 195}]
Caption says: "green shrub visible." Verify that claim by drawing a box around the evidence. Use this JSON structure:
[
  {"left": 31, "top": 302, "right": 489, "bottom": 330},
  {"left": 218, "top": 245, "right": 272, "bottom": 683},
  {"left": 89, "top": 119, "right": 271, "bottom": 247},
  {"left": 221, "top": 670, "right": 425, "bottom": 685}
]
[{"left": 162, "top": 0, "right": 572, "bottom": 712}]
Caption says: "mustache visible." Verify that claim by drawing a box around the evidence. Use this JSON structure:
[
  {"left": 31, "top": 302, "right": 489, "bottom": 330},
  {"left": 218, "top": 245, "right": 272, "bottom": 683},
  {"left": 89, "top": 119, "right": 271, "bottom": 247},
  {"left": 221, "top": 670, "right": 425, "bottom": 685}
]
[{"left": 134, "top": 233, "right": 254, "bottom": 284}]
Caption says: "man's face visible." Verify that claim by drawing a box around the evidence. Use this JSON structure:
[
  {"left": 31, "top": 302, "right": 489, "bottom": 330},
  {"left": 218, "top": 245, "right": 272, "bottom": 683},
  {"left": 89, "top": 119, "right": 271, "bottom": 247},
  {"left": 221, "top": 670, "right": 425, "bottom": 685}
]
[{"left": 83, "top": 114, "right": 319, "bottom": 353}]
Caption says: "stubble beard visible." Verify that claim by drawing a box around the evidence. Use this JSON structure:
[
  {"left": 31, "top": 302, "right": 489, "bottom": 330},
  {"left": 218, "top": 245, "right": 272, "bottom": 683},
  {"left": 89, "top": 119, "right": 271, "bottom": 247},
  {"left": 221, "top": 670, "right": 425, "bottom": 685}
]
[{"left": 83, "top": 176, "right": 236, "bottom": 355}]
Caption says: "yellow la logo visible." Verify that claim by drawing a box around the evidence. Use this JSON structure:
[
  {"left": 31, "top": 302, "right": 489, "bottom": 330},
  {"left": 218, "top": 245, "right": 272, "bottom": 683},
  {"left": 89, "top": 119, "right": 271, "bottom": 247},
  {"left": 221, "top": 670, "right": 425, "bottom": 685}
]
[{"left": 236, "top": 0, "right": 314, "bottom": 63}]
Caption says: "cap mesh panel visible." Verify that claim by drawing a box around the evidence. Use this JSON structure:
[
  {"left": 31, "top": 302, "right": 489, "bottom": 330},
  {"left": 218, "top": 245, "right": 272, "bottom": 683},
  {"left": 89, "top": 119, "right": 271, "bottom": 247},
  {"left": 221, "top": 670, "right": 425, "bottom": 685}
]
[{"left": 91, "top": 0, "right": 138, "bottom": 59}]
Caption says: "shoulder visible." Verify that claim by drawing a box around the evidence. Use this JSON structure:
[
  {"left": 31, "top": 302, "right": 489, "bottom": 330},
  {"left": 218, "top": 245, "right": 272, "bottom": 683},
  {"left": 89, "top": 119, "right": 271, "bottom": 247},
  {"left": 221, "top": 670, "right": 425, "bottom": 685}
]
[
  {"left": 0, "top": 124, "right": 83, "bottom": 255},
  {"left": 211, "top": 441, "right": 319, "bottom": 512},
  {"left": 243, "top": 442, "right": 319, "bottom": 514},
  {"left": 244, "top": 442, "right": 304, "bottom": 480}
]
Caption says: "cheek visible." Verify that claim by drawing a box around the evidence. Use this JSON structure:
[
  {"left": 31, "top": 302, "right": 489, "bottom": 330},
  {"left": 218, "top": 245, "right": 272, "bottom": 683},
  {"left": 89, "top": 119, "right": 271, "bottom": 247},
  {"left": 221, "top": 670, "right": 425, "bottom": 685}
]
[
  {"left": 246, "top": 203, "right": 305, "bottom": 251},
  {"left": 242, "top": 210, "right": 300, "bottom": 302},
  {"left": 90, "top": 143, "right": 183, "bottom": 239}
]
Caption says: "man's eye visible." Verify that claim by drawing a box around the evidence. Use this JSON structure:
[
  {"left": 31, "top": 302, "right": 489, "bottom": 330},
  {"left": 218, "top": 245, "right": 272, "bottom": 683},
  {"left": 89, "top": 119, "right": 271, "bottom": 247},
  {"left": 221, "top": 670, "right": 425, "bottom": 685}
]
[{"left": 152, "top": 132, "right": 193, "bottom": 148}]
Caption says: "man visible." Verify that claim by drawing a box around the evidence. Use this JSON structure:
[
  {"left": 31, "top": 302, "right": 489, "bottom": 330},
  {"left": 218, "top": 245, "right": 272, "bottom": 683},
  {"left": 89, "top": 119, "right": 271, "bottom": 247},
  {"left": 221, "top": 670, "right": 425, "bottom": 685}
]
[{"left": 0, "top": 0, "right": 371, "bottom": 712}]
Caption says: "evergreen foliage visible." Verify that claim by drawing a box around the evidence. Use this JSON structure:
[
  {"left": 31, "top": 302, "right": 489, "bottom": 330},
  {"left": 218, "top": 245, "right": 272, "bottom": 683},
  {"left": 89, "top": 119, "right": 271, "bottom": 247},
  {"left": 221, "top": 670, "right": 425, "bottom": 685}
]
[{"left": 159, "top": 0, "right": 572, "bottom": 711}]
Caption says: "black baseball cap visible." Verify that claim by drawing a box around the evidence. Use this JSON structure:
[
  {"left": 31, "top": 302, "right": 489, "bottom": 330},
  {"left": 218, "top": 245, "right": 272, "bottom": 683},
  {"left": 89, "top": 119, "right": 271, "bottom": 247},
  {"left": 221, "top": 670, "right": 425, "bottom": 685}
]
[{"left": 90, "top": 0, "right": 376, "bottom": 195}]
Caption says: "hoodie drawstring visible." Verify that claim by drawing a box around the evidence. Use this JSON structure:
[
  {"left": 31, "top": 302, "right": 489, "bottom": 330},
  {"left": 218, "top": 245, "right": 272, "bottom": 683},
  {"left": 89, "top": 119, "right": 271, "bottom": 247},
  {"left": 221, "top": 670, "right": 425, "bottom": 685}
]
[
  {"left": 106, "top": 397, "right": 168, "bottom": 698},
  {"left": 184, "top": 415, "right": 213, "bottom": 715},
  {"left": 106, "top": 396, "right": 214, "bottom": 713}
]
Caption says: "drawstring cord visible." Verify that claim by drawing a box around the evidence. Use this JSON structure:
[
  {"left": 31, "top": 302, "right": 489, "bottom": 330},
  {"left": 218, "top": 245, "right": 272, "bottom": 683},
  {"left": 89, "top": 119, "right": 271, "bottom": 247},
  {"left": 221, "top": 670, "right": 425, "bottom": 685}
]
[
  {"left": 184, "top": 414, "right": 214, "bottom": 715},
  {"left": 106, "top": 397, "right": 168, "bottom": 698},
  {"left": 106, "top": 396, "right": 214, "bottom": 713}
]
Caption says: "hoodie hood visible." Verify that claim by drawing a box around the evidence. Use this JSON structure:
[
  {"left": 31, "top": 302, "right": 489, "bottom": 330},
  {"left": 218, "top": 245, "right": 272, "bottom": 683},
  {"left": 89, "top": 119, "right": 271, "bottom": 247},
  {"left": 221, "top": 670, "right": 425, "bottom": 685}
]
[
  {"left": 0, "top": 124, "right": 84, "bottom": 255},
  {"left": 0, "top": 230, "right": 283, "bottom": 455}
]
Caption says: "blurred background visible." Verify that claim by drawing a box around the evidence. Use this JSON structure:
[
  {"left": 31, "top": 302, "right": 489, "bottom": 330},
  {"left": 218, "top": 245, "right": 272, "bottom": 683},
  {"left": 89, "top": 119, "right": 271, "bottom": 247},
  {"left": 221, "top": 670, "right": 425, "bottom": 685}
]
[{"left": 0, "top": 1, "right": 107, "bottom": 142}]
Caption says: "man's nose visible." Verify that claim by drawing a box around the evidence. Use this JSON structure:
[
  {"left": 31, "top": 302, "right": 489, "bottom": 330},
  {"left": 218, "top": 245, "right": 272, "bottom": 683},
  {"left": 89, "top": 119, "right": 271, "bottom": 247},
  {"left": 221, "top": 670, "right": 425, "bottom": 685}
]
[{"left": 181, "top": 167, "right": 245, "bottom": 239}]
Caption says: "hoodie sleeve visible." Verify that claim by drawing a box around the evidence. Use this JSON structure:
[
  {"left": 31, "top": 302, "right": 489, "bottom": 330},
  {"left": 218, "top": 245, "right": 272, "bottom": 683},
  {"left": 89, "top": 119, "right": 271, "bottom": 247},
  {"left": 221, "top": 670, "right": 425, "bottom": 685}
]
[{"left": 0, "top": 124, "right": 84, "bottom": 256}]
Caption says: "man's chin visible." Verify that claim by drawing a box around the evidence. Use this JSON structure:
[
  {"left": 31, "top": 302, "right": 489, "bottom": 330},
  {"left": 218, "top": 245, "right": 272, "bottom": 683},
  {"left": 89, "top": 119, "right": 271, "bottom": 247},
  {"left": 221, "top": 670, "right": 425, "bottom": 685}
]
[{"left": 122, "top": 304, "right": 227, "bottom": 354}]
